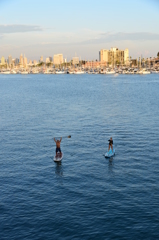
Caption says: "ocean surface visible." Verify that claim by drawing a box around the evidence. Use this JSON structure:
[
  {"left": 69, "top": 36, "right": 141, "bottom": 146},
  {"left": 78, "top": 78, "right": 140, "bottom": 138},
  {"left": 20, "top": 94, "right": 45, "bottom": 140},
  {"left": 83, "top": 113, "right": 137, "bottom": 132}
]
[{"left": 0, "top": 74, "right": 159, "bottom": 239}]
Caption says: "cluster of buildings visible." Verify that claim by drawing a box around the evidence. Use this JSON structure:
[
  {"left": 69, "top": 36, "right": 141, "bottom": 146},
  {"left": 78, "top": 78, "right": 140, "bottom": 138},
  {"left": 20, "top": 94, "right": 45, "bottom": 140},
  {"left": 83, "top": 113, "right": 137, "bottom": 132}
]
[
  {"left": 0, "top": 53, "right": 66, "bottom": 68},
  {"left": 0, "top": 47, "right": 130, "bottom": 68},
  {"left": 0, "top": 47, "right": 159, "bottom": 69}
]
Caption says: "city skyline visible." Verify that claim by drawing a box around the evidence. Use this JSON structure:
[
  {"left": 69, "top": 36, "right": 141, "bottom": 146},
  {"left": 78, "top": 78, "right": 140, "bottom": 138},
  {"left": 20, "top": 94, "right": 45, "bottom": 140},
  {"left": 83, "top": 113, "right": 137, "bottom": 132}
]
[{"left": 0, "top": 0, "right": 159, "bottom": 60}]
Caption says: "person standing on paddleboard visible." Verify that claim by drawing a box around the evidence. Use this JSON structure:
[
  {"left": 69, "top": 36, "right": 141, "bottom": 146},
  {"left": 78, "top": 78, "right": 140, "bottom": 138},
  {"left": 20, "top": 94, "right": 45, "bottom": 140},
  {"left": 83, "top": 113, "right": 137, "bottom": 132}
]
[
  {"left": 54, "top": 137, "right": 62, "bottom": 157},
  {"left": 108, "top": 137, "right": 113, "bottom": 151}
]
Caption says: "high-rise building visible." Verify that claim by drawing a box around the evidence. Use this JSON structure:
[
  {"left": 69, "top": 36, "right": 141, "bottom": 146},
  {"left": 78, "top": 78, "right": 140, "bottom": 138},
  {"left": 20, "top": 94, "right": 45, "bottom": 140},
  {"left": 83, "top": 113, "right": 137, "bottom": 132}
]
[
  {"left": 12, "top": 59, "right": 15, "bottom": 66},
  {"left": 99, "top": 49, "right": 109, "bottom": 63},
  {"left": 53, "top": 54, "right": 63, "bottom": 65},
  {"left": 49, "top": 56, "right": 53, "bottom": 62},
  {"left": 40, "top": 56, "right": 43, "bottom": 62},
  {"left": 1, "top": 56, "right": 5, "bottom": 65},
  {"left": 23, "top": 55, "right": 27, "bottom": 66},
  {"left": 8, "top": 55, "right": 12, "bottom": 66},
  {"left": 15, "top": 58, "right": 19, "bottom": 65},
  {"left": 20, "top": 54, "right": 23, "bottom": 66},
  {"left": 99, "top": 47, "right": 129, "bottom": 65},
  {"left": 124, "top": 48, "right": 129, "bottom": 65}
]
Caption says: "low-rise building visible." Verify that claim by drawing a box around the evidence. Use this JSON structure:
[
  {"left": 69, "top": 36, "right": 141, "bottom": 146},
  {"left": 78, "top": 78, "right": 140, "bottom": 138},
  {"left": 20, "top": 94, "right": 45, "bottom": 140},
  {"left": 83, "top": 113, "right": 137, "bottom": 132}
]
[
  {"left": 72, "top": 57, "right": 79, "bottom": 65},
  {"left": 46, "top": 57, "right": 50, "bottom": 63},
  {"left": 85, "top": 61, "right": 100, "bottom": 68},
  {"left": 33, "top": 60, "right": 37, "bottom": 65}
]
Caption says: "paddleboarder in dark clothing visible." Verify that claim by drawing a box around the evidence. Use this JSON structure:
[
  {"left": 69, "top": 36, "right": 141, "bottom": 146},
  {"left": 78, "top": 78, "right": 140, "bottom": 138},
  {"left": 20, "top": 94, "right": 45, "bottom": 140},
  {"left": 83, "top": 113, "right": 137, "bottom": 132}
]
[
  {"left": 108, "top": 137, "right": 113, "bottom": 151},
  {"left": 54, "top": 137, "right": 62, "bottom": 157}
]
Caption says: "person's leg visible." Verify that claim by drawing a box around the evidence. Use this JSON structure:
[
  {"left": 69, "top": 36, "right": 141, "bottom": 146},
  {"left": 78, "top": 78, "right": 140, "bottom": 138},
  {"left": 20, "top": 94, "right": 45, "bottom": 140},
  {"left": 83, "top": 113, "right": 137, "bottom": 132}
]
[
  {"left": 56, "top": 148, "right": 58, "bottom": 157},
  {"left": 108, "top": 145, "right": 110, "bottom": 151},
  {"left": 111, "top": 144, "right": 113, "bottom": 151},
  {"left": 59, "top": 149, "right": 62, "bottom": 157}
]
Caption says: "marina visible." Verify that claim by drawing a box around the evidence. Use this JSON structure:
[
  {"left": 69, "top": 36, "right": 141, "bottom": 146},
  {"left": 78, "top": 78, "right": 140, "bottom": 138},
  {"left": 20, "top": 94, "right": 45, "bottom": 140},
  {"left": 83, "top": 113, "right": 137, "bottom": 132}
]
[{"left": 0, "top": 67, "right": 159, "bottom": 75}]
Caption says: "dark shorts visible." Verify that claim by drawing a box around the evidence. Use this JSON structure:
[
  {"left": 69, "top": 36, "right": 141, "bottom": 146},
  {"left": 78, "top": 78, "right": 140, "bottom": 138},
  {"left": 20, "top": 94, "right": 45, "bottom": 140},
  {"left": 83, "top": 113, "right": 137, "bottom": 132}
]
[{"left": 56, "top": 147, "right": 61, "bottom": 153}]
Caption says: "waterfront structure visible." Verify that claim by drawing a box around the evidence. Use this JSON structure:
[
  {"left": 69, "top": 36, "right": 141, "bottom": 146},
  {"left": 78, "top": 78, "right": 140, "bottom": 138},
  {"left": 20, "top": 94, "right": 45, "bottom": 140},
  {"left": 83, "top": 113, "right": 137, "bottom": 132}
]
[
  {"left": 72, "top": 57, "right": 79, "bottom": 65},
  {"left": 1, "top": 56, "right": 5, "bottom": 65},
  {"left": 53, "top": 54, "right": 63, "bottom": 65},
  {"left": 99, "top": 47, "right": 129, "bottom": 66}
]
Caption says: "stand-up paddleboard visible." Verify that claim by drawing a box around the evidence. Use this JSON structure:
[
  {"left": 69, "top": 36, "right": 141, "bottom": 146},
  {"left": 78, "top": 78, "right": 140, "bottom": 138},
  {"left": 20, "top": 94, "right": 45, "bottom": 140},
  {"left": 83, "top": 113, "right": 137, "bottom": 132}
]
[
  {"left": 54, "top": 152, "right": 63, "bottom": 162},
  {"left": 105, "top": 148, "right": 115, "bottom": 158}
]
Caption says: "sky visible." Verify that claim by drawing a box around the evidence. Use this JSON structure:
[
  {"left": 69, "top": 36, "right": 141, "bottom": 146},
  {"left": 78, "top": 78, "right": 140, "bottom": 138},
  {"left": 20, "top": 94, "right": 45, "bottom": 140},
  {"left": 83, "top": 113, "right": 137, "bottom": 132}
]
[{"left": 0, "top": 0, "right": 159, "bottom": 61}]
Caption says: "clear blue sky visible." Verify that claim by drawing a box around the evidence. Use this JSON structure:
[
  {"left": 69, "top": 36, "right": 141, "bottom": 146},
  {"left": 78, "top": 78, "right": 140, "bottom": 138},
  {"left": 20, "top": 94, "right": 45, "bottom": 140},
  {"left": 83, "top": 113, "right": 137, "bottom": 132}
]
[{"left": 0, "top": 0, "right": 159, "bottom": 60}]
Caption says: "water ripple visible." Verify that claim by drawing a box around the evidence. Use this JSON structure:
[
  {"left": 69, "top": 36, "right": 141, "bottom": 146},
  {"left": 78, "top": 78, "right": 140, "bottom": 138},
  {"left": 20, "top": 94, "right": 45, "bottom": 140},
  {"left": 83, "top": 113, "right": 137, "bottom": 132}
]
[{"left": 0, "top": 74, "right": 159, "bottom": 239}]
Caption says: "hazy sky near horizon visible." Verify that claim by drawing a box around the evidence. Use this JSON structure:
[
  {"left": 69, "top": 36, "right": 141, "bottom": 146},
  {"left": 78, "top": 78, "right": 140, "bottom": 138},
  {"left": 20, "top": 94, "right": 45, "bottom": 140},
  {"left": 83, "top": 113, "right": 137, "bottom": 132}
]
[{"left": 0, "top": 0, "right": 159, "bottom": 60}]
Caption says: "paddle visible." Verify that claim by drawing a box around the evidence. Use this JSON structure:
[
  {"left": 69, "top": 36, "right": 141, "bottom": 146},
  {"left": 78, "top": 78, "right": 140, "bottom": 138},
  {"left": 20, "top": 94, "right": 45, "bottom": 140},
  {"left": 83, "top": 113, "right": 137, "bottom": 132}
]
[{"left": 53, "top": 135, "right": 71, "bottom": 139}]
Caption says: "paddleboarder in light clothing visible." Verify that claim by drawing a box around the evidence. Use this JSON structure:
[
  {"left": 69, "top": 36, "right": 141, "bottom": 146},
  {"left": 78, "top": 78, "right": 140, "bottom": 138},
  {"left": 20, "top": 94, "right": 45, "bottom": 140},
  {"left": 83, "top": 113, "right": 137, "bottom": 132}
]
[{"left": 54, "top": 137, "right": 62, "bottom": 157}]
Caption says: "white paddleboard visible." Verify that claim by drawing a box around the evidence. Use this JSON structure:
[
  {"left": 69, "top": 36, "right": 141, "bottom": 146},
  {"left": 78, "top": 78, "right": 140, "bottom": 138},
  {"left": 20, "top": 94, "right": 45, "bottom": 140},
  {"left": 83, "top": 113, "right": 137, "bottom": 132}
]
[
  {"left": 105, "top": 148, "right": 115, "bottom": 158},
  {"left": 54, "top": 152, "right": 63, "bottom": 162}
]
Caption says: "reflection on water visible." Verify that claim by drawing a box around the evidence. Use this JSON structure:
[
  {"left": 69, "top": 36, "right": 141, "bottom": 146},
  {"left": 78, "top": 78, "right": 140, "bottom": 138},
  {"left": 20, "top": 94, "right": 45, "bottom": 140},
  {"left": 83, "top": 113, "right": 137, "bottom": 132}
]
[
  {"left": 55, "top": 162, "right": 63, "bottom": 177},
  {"left": 108, "top": 157, "right": 114, "bottom": 173}
]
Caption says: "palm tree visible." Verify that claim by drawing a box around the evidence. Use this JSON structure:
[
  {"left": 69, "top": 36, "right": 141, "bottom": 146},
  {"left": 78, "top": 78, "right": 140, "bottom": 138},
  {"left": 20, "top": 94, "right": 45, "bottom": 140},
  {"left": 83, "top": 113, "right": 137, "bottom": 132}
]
[
  {"left": 146, "top": 58, "right": 148, "bottom": 68},
  {"left": 150, "top": 57, "right": 152, "bottom": 68}
]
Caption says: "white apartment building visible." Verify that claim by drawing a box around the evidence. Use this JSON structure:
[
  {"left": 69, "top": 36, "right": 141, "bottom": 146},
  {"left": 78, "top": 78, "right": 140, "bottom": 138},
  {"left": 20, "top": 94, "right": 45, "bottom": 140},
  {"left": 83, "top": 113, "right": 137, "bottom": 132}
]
[
  {"left": 99, "top": 47, "right": 129, "bottom": 65},
  {"left": 53, "top": 54, "right": 63, "bottom": 65}
]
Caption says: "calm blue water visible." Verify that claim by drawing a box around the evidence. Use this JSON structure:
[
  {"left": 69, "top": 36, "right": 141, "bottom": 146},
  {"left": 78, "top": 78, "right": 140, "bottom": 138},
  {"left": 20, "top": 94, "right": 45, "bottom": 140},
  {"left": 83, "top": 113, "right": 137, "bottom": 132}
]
[{"left": 0, "top": 74, "right": 159, "bottom": 239}]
